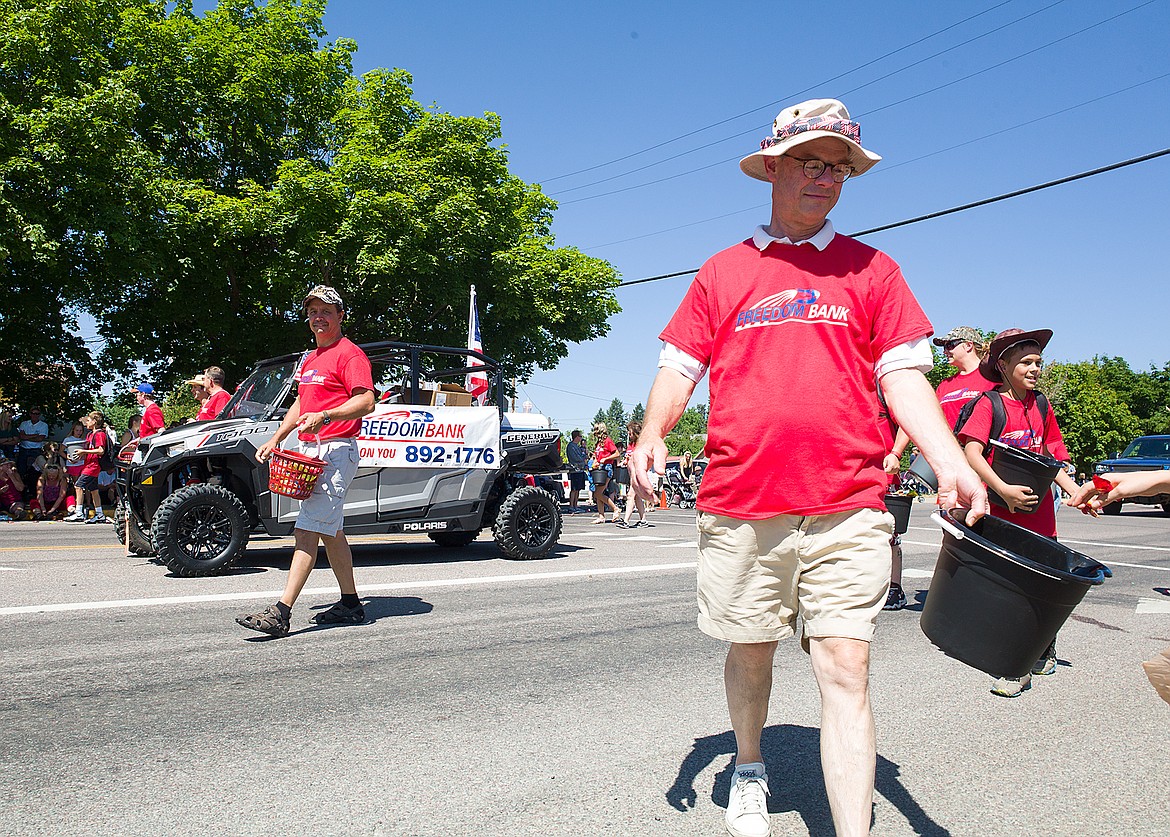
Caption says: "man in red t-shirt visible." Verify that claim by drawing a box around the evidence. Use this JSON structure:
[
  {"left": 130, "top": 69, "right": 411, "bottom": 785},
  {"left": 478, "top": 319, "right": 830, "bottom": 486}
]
[
  {"left": 135, "top": 384, "right": 166, "bottom": 438},
  {"left": 238, "top": 285, "right": 374, "bottom": 639},
  {"left": 629, "top": 99, "right": 987, "bottom": 837},
  {"left": 888, "top": 325, "right": 996, "bottom": 491},
  {"left": 197, "top": 366, "right": 231, "bottom": 421}
]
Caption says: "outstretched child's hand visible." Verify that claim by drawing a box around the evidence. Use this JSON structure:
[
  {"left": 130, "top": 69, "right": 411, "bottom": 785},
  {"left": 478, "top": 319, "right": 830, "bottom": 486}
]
[{"left": 999, "top": 483, "right": 1039, "bottom": 514}]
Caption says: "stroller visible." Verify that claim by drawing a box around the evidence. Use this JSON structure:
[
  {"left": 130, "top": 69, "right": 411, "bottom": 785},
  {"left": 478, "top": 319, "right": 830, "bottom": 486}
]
[{"left": 666, "top": 468, "right": 697, "bottom": 509}]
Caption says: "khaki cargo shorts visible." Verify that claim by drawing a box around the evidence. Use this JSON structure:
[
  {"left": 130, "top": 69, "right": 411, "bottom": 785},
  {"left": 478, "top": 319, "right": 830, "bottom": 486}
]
[
  {"left": 295, "top": 438, "right": 360, "bottom": 537},
  {"left": 696, "top": 507, "right": 894, "bottom": 645}
]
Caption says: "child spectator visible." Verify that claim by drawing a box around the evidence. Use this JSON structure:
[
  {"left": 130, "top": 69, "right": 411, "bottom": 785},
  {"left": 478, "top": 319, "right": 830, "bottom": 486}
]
[
  {"left": 97, "top": 466, "right": 118, "bottom": 508},
  {"left": 958, "top": 328, "right": 1083, "bottom": 698},
  {"left": 64, "top": 411, "right": 111, "bottom": 523},
  {"left": 32, "top": 464, "right": 73, "bottom": 520},
  {"left": 0, "top": 409, "right": 18, "bottom": 458},
  {"left": 120, "top": 414, "right": 141, "bottom": 447},
  {"left": 62, "top": 421, "right": 87, "bottom": 489},
  {"left": 0, "top": 457, "right": 27, "bottom": 519},
  {"left": 619, "top": 421, "right": 649, "bottom": 528}
]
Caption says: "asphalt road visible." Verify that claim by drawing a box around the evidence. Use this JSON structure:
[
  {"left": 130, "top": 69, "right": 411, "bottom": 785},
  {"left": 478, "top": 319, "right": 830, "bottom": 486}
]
[{"left": 1, "top": 502, "right": 1169, "bottom": 836}]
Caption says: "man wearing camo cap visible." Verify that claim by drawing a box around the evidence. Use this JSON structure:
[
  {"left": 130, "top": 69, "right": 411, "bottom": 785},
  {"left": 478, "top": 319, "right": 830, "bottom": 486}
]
[{"left": 237, "top": 285, "right": 374, "bottom": 638}]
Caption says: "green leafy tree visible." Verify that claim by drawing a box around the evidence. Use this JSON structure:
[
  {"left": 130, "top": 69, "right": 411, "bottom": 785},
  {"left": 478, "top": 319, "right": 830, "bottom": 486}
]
[
  {"left": 605, "top": 398, "right": 628, "bottom": 446},
  {"left": 1, "top": 0, "right": 620, "bottom": 411},
  {"left": 666, "top": 405, "right": 708, "bottom": 456},
  {"left": 161, "top": 383, "right": 201, "bottom": 426},
  {"left": 1042, "top": 361, "right": 1142, "bottom": 474}
]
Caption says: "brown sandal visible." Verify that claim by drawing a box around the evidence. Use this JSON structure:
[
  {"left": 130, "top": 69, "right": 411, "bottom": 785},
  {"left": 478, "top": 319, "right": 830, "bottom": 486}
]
[{"left": 235, "top": 604, "right": 290, "bottom": 638}]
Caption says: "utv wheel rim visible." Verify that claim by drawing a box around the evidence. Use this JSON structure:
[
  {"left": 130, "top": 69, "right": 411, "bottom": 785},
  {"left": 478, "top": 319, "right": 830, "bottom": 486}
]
[
  {"left": 175, "top": 505, "right": 234, "bottom": 562},
  {"left": 517, "top": 501, "right": 554, "bottom": 548}
]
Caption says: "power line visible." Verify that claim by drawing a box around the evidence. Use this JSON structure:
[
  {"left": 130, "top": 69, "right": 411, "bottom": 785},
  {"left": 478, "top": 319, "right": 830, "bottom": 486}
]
[
  {"left": 557, "top": 0, "right": 1157, "bottom": 207},
  {"left": 538, "top": 0, "right": 1016, "bottom": 184},
  {"left": 613, "top": 147, "right": 1170, "bottom": 288},
  {"left": 582, "top": 70, "right": 1170, "bottom": 251},
  {"left": 549, "top": 0, "right": 1063, "bottom": 197}
]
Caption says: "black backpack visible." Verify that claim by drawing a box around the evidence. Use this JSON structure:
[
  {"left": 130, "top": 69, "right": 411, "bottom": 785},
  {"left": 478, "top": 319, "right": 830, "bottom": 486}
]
[
  {"left": 96, "top": 430, "right": 117, "bottom": 471},
  {"left": 953, "top": 390, "right": 1049, "bottom": 449}
]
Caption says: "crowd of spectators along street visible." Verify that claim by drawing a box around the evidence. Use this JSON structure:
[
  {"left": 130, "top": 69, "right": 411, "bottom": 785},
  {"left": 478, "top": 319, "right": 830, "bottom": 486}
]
[{"left": 0, "top": 367, "right": 231, "bottom": 523}]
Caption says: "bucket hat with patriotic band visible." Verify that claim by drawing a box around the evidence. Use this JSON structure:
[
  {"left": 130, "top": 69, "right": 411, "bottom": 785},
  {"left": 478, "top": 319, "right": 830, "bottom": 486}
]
[{"left": 740, "top": 98, "right": 882, "bottom": 182}]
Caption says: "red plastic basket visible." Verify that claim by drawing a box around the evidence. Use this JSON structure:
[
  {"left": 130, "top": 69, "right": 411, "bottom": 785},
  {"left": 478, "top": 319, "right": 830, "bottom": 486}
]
[{"left": 268, "top": 444, "right": 327, "bottom": 500}]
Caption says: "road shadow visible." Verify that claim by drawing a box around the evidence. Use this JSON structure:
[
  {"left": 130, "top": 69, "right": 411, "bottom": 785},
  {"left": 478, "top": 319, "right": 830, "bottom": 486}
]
[
  {"left": 242, "top": 595, "right": 434, "bottom": 641},
  {"left": 666, "top": 723, "right": 951, "bottom": 836},
  {"left": 238, "top": 539, "right": 588, "bottom": 571}
]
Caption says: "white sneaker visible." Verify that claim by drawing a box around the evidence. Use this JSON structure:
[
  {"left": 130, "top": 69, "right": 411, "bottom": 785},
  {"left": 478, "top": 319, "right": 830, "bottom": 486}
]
[
  {"left": 991, "top": 674, "right": 1032, "bottom": 698},
  {"left": 726, "top": 763, "right": 770, "bottom": 837},
  {"left": 63, "top": 512, "right": 86, "bottom": 523},
  {"left": 85, "top": 514, "right": 104, "bottom": 524}
]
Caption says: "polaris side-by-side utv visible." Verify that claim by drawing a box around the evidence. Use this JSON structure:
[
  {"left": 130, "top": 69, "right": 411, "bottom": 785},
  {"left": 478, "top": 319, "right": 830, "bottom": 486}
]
[{"left": 115, "top": 342, "right": 565, "bottom": 577}]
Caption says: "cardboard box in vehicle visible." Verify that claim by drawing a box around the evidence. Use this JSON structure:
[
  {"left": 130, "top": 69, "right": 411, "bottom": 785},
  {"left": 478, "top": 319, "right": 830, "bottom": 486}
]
[{"left": 418, "top": 382, "right": 474, "bottom": 407}]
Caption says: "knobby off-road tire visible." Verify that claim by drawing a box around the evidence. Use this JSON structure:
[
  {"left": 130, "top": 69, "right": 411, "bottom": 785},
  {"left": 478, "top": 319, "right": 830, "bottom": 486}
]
[
  {"left": 428, "top": 530, "right": 481, "bottom": 548},
  {"left": 114, "top": 502, "right": 155, "bottom": 556},
  {"left": 1162, "top": 502, "right": 1170, "bottom": 517},
  {"left": 151, "top": 484, "right": 250, "bottom": 577},
  {"left": 492, "top": 486, "right": 562, "bottom": 560}
]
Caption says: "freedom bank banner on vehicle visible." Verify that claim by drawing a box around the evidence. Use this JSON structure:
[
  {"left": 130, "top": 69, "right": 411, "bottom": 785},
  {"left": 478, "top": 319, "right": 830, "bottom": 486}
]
[{"left": 356, "top": 405, "right": 501, "bottom": 469}]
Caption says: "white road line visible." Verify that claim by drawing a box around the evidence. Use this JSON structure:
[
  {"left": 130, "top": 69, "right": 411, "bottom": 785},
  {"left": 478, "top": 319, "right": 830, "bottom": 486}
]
[
  {"left": 1136, "top": 598, "right": 1170, "bottom": 614},
  {"left": 1105, "top": 561, "right": 1170, "bottom": 572},
  {"left": 0, "top": 562, "right": 699, "bottom": 617},
  {"left": 613, "top": 535, "right": 672, "bottom": 541},
  {"left": 901, "top": 540, "right": 940, "bottom": 548},
  {"left": 910, "top": 525, "right": 1170, "bottom": 555},
  {"left": 663, "top": 541, "right": 698, "bottom": 548},
  {"left": 1063, "top": 539, "right": 1170, "bottom": 554},
  {"left": 0, "top": 567, "right": 23, "bottom": 572},
  {"left": 900, "top": 568, "right": 934, "bottom": 578}
]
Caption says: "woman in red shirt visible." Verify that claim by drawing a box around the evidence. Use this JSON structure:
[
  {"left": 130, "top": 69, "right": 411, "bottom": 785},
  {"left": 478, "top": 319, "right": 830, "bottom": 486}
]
[{"left": 590, "top": 422, "right": 620, "bottom": 524}]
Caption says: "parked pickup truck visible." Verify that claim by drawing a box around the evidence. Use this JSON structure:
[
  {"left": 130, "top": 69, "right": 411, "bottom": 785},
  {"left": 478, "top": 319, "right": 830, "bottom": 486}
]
[{"left": 1092, "top": 434, "right": 1170, "bottom": 516}]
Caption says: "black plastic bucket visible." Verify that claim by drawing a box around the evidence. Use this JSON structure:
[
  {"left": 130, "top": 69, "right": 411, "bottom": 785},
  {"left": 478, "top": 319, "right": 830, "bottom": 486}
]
[
  {"left": 987, "top": 441, "right": 1061, "bottom": 513},
  {"left": 883, "top": 494, "right": 912, "bottom": 534},
  {"left": 589, "top": 468, "right": 609, "bottom": 486},
  {"left": 921, "top": 510, "right": 1111, "bottom": 678},
  {"left": 906, "top": 454, "right": 938, "bottom": 492}
]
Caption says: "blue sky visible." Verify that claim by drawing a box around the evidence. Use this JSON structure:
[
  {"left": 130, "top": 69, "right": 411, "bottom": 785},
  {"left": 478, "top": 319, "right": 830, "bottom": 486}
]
[{"left": 261, "top": 1, "right": 1170, "bottom": 429}]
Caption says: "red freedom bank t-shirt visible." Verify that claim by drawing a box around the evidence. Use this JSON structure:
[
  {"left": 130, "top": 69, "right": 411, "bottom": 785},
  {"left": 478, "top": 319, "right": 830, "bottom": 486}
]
[
  {"left": 936, "top": 369, "right": 998, "bottom": 428},
  {"left": 959, "top": 391, "right": 1069, "bottom": 538},
  {"left": 660, "top": 234, "right": 933, "bottom": 519},
  {"left": 295, "top": 337, "right": 374, "bottom": 441}
]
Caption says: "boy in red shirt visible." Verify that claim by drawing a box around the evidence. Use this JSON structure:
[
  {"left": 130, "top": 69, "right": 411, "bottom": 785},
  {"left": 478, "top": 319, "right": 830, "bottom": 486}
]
[
  {"left": 64, "top": 411, "right": 112, "bottom": 523},
  {"left": 135, "top": 384, "right": 166, "bottom": 438},
  {"left": 959, "top": 328, "right": 1082, "bottom": 697}
]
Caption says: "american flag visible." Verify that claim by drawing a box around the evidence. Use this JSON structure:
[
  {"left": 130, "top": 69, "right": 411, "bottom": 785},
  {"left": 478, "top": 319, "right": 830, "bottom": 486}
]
[{"left": 465, "top": 284, "right": 490, "bottom": 405}]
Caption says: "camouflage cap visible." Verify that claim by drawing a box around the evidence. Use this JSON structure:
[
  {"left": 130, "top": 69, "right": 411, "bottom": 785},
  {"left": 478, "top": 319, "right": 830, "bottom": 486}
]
[
  {"left": 932, "top": 326, "right": 985, "bottom": 347},
  {"left": 303, "top": 285, "right": 344, "bottom": 310}
]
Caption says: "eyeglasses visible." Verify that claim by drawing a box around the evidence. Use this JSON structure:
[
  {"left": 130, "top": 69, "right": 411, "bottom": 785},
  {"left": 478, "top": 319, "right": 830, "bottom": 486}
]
[{"left": 788, "top": 156, "right": 854, "bottom": 183}]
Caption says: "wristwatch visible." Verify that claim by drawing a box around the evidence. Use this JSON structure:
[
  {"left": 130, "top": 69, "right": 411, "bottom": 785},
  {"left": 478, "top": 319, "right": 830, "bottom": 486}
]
[{"left": 322, "top": 411, "right": 332, "bottom": 425}]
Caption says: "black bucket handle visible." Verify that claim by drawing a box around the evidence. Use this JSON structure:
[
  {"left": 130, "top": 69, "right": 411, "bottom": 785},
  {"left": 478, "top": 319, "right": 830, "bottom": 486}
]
[{"left": 931, "top": 510, "right": 1112, "bottom": 584}]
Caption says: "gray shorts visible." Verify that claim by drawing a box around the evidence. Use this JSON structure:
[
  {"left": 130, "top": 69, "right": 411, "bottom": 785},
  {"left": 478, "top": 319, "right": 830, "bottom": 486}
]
[{"left": 295, "top": 438, "right": 360, "bottom": 537}]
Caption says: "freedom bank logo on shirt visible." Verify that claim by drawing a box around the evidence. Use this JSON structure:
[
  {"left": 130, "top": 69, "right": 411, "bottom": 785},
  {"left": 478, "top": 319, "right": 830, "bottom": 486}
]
[
  {"left": 733, "top": 288, "right": 850, "bottom": 332},
  {"left": 299, "top": 368, "right": 327, "bottom": 385}
]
